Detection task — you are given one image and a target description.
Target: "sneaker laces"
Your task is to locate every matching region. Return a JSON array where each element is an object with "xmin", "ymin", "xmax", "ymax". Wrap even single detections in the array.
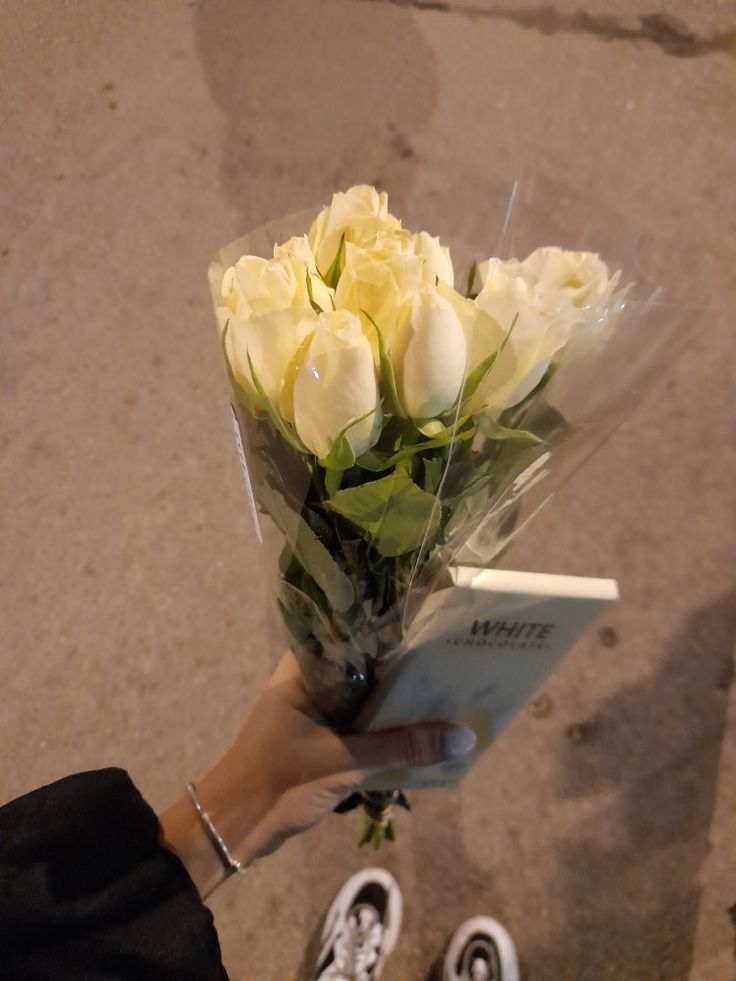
[
  {"xmin": 324, "ymin": 907, "xmax": 384, "ymax": 981},
  {"xmin": 470, "ymin": 957, "xmax": 491, "ymax": 981}
]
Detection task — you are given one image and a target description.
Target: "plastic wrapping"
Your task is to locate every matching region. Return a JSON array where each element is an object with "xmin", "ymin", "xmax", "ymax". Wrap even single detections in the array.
[{"xmin": 207, "ymin": 182, "xmax": 695, "ymax": 839}]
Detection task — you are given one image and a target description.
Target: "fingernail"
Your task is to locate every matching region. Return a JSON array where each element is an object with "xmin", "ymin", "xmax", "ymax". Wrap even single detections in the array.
[{"xmin": 442, "ymin": 726, "xmax": 477, "ymax": 758}]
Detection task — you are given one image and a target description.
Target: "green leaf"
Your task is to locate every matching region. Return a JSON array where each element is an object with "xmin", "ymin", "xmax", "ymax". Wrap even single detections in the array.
[
  {"xmin": 356, "ymin": 426, "xmax": 474, "ymax": 473},
  {"xmin": 323, "ymin": 233, "xmax": 345, "ymax": 289},
  {"xmin": 441, "ymin": 454, "xmax": 496, "ymax": 510},
  {"xmin": 415, "ymin": 414, "xmax": 474, "ymax": 443},
  {"xmin": 423, "ymin": 455, "xmax": 445, "ymax": 495},
  {"xmin": 323, "ymin": 432, "xmax": 355, "ymax": 471},
  {"xmin": 220, "ymin": 321, "xmax": 255, "ymax": 411},
  {"xmin": 476, "ymin": 413, "xmax": 542, "ymax": 447},
  {"xmin": 321, "ymin": 406, "xmax": 378, "ymax": 470},
  {"xmin": 464, "ymin": 260, "xmax": 477, "ymax": 299},
  {"xmin": 460, "ymin": 348, "xmax": 499, "ymax": 405},
  {"xmin": 254, "ymin": 445, "xmax": 309, "ymax": 514},
  {"xmin": 246, "ymin": 351, "xmax": 308, "ymax": 454},
  {"xmin": 458, "ymin": 312, "xmax": 518, "ymax": 411},
  {"xmin": 417, "ymin": 418, "xmax": 445, "ymax": 438},
  {"xmin": 362, "ymin": 309, "xmax": 403, "ymax": 418},
  {"xmin": 278, "ymin": 580, "xmax": 342, "ymax": 657},
  {"xmin": 325, "ymin": 467, "xmax": 343, "ymax": 497},
  {"xmin": 325, "ymin": 468, "xmax": 441, "ymax": 558},
  {"xmin": 358, "ymin": 814, "xmax": 374, "ymax": 848},
  {"xmin": 258, "ymin": 482, "xmax": 355, "ymax": 612},
  {"xmin": 305, "ymin": 270, "xmax": 325, "ymax": 314},
  {"xmin": 279, "ymin": 330, "xmax": 315, "ymax": 424}
]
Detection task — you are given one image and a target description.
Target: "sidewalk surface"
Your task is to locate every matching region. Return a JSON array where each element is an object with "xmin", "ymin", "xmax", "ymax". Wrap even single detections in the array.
[{"xmin": 2, "ymin": 2, "xmax": 734, "ymax": 978}]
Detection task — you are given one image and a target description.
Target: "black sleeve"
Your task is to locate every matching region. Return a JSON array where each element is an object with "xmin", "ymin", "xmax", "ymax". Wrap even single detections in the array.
[{"xmin": 0, "ymin": 768, "xmax": 229, "ymax": 981}]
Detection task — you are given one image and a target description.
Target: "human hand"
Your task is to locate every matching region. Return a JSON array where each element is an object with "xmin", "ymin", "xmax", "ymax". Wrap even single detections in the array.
[{"xmin": 160, "ymin": 651, "xmax": 476, "ymax": 897}]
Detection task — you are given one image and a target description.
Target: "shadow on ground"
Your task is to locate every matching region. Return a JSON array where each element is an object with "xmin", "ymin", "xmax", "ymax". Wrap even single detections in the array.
[
  {"xmin": 194, "ymin": 0, "xmax": 438, "ymax": 226},
  {"xmin": 534, "ymin": 592, "xmax": 736, "ymax": 979}
]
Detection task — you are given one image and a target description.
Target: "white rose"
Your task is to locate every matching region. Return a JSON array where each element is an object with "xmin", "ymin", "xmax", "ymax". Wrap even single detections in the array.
[
  {"xmin": 308, "ymin": 184, "xmax": 401, "ymax": 275},
  {"xmin": 391, "ymin": 286, "xmax": 467, "ymax": 419},
  {"xmin": 471, "ymin": 259, "xmax": 570, "ymax": 411},
  {"xmin": 221, "ymin": 236, "xmax": 333, "ymax": 320},
  {"xmin": 411, "ymin": 230, "xmax": 454, "ymax": 287},
  {"xmin": 273, "ymin": 235, "xmax": 334, "ymax": 312},
  {"xmin": 481, "ymin": 248, "xmax": 623, "ymax": 369},
  {"xmin": 292, "ymin": 310, "xmax": 380, "ymax": 461},
  {"xmin": 221, "ymin": 256, "xmax": 296, "ymax": 319},
  {"xmin": 335, "ymin": 234, "xmax": 425, "ymax": 351},
  {"xmin": 326, "ymin": 220, "xmax": 455, "ymax": 351},
  {"xmin": 518, "ymin": 247, "xmax": 623, "ymax": 363},
  {"xmin": 519, "ymin": 246, "xmax": 619, "ymax": 313},
  {"xmin": 435, "ymin": 281, "xmax": 507, "ymax": 401},
  {"xmin": 218, "ymin": 237, "xmax": 336, "ymax": 408},
  {"xmin": 225, "ymin": 306, "xmax": 317, "ymax": 408}
]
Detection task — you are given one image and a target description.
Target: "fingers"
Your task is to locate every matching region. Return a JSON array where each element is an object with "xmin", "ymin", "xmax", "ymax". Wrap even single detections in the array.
[{"xmin": 339, "ymin": 722, "xmax": 477, "ymax": 784}]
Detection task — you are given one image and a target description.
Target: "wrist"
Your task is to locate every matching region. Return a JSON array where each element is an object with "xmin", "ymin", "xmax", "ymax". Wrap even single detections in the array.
[
  {"xmin": 159, "ymin": 791, "xmax": 227, "ymax": 899},
  {"xmin": 196, "ymin": 754, "xmax": 268, "ymax": 864},
  {"xmin": 159, "ymin": 755, "xmax": 268, "ymax": 898}
]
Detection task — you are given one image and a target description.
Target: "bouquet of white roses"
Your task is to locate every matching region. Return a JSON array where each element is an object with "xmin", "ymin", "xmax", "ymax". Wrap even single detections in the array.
[{"xmin": 208, "ymin": 184, "xmax": 631, "ymax": 844}]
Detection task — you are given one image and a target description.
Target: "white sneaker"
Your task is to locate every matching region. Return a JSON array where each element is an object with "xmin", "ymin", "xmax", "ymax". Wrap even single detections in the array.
[
  {"xmin": 443, "ymin": 916, "xmax": 519, "ymax": 981},
  {"xmin": 314, "ymin": 868, "xmax": 403, "ymax": 981}
]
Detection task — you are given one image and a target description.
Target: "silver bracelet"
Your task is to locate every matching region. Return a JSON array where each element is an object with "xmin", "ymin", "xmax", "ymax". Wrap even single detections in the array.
[{"xmin": 185, "ymin": 782, "xmax": 249, "ymax": 876}]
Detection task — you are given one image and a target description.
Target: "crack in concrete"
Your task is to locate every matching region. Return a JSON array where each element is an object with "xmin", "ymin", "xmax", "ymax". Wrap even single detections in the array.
[{"xmin": 358, "ymin": 1, "xmax": 735, "ymax": 59}]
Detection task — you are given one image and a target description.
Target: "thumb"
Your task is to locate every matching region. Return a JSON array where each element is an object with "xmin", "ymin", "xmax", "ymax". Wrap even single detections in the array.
[{"xmin": 341, "ymin": 722, "xmax": 477, "ymax": 783}]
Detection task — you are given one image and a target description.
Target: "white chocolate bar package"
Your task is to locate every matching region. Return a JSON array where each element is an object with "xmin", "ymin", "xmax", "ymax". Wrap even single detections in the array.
[{"xmin": 360, "ymin": 567, "xmax": 618, "ymax": 790}]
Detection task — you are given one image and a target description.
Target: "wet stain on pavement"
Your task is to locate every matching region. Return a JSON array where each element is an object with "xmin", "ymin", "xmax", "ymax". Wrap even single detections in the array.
[{"xmin": 359, "ymin": 2, "xmax": 735, "ymax": 60}]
